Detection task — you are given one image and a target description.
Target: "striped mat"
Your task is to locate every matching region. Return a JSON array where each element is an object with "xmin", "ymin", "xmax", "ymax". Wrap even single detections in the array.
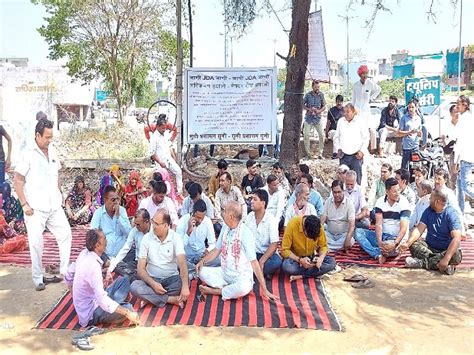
[
  {"xmin": 36, "ymin": 273, "xmax": 343, "ymax": 331},
  {"xmin": 0, "ymin": 226, "xmax": 87, "ymax": 267},
  {"xmin": 330, "ymin": 239, "xmax": 474, "ymax": 269}
]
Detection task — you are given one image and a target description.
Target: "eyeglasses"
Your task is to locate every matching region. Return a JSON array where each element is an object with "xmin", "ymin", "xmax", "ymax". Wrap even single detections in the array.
[{"xmin": 109, "ymin": 197, "xmax": 119, "ymax": 202}]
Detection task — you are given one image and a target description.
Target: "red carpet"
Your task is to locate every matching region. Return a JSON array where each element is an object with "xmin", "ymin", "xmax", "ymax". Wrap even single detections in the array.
[
  {"xmin": 330, "ymin": 239, "xmax": 474, "ymax": 269},
  {"xmin": 35, "ymin": 273, "xmax": 343, "ymax": 331},
  {"xmin": 0, "ymin": 226, "xmax": 88, "ymax": 267}
]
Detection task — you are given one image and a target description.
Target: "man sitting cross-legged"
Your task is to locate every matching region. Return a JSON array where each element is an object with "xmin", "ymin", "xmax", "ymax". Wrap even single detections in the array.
[
  {"xmin": 139, "ymin": 180, "xmax": 178, "ymax": 229},
  {"xmin": 64, "ymin": 229, "xmax": 140, "ymax": 327},
  {"xmin": 320, "ymin": 180, "xmax": 356, "ymax": 252},
  {"xmin": 106, "ymin": 208, "xmax": 151, "ymax": 281},
  {"xmin": 176, "ymin": 199, "xmax": 220, "ymax": 276},
  {"xmin": 399, "ymin": 188, "xmax": 462, "ymax": 275},
  {"xmin": 355, "ymin": 177, "xmax": 411, "ymax": 264},
  {"xmin": 284, "ymin": 183, "xmax": 317, "ymax": 227},
  {"xmin": 195, "ymin": 201, "xmax": 278, "ymax": 301},
  {"xmin": 130, "ymin": 209, "xmax": 190, "ymax": 308},
  {"xmin": 244, "ymin": 189, "xmax": 282, "ymax": 279},
  {"xmin": 281, "ymin": 215, "xmax": 336, "ymax": 281}
]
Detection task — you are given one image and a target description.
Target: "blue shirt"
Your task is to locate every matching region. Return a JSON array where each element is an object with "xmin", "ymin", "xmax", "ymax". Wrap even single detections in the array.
[
  {"xmin": 287, "ymin": 188, "xmax": 324, "ymax": 216},
  {"xmin": 421, "ymin": 205, "xmax": 461, "ymax": 251},
  {"xmin": 91, "ymin": 206, "xmax": 132, "ymax": 257},
  {"xmin": 399, "ymin": 113, "xmax": 421, "ymax": 150},
  {"xmin": 303, "ymin": 90, "xmax": 326, "ymax": 124}
]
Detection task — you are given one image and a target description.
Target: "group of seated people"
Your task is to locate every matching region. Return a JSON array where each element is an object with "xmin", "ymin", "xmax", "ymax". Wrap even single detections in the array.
[{"xmin": 62, "ymin": 155, "xmax": 466, "ymax": 327}]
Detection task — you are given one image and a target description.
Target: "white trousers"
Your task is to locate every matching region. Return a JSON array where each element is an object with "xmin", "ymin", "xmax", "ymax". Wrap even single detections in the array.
[
  {"xmin": 325, "ymin": 228, "xmax": 354, "ymax": 252},
  {"xmin": 327, "ymin": 130, "xmax": 337, "ymax": 153},
  {"xmin": 378, "ymin": 127, "xmax": 398, "ymax": 149},
  {"xmin": 166, "ymin": 158, "xmax": 183, "ymax": 193},
  {"xmin": 24, "ymin": 208, "xmax": 72, "ymax": 286},
  {"xmin": 199, "ymin": 266, "xmax": 253, "ymax": 300}
]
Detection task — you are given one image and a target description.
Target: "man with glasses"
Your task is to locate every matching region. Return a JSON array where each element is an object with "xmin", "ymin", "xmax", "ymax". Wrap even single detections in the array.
[
  {"xmin": 91, "ymin": 185, "xmax": 132, "ymax": 259},
  {"xmin": 107, "ymin": 208, "xmax": 151, "ymax": 280},
  {"xmin": 286, "ymin": 174, "xmax": 323, "ymax": 216},
  {"xmin": 14, "ymin": 118, "xmax": 72, "ymax": 291},
  {"xmin": 131, "ymin": 209, "xmax": 190, "ymax": 308}
]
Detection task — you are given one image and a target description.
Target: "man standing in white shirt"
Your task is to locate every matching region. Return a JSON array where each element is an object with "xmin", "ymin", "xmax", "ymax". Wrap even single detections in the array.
[
  {"xmin": 245, "ymin": 189, "xmax": 282, "ymax": 278},
  {"xmin": 334, "ymin": 103, "xmax": 368, "ymax": 185},
  {"xmin": 139, "ymin": 180, "xmax": 178, "ymax": 229},
  {"xmin": 149, "ymin": 114, "xmax": 183, "ymax": 193},
  {"xmin": 454, "ymin": 95, "xmax": 474, "ymax": 215},
  {"xmin": 351, "ymin": 65, "xmax": 381, "ymax": 123},
  {"xmin": 262, "ymin": 174, "xmax": 286, "ymax": 224},
  {"xmin": 14, "ymin": 118, "xmax": 72, "ymax": 291}
]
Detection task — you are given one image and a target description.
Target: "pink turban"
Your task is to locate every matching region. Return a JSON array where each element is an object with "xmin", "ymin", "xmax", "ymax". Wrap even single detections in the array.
[{"xmin": 357, "ymin": 65, "xmax": 369, "ymax": 76}]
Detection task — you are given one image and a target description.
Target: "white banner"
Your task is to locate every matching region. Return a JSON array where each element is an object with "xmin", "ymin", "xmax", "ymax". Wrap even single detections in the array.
[
  {"xmin": 184, "ymin": 67, "xmax": 277, "ymax": 145},
  {"xmin": 305, "ymin": 10, "xmax": 330, "ymax": 81}
]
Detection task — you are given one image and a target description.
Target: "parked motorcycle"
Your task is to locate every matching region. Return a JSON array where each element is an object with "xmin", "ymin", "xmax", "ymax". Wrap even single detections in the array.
[{"xmin": 409, "ymin": 137, "xmax": 449, "ymax": 180}]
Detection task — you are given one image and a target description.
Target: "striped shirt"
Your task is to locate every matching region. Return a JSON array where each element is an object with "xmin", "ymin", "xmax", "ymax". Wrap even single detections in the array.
[{"xmin": 374, "ymin": 195, "xmax": 411, "ymax": 236}]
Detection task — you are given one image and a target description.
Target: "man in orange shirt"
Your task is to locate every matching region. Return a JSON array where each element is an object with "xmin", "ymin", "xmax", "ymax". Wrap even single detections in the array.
[{"xmin": 281, "ymin": 215, "xmax": 336, "ymax": 279}]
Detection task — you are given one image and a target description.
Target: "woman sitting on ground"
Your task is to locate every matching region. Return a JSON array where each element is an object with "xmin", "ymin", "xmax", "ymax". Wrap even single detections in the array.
[
  {"xmin": 65, "ymin": 176, "xmax": 93, "ymax": 226},
  {"xmin": 125, "ymin": 170, "xmax": 146, "ymax": 217},
  {"xmin": 0, "ymin": 182, "xmax": 26, "ymax": 234}
]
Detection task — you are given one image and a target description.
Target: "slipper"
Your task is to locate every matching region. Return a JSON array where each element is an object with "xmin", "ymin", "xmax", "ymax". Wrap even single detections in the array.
[
  {"xmin": 43, "ymin": 275, "xmax": 62, "ymax": 284},
  {"xmin": 35, "ymin": 283, "xmax": 46, "ymax": 291},
  {"xmin": 351, "ymin": 279, "xmax": 375, "ymax": 289},
  {"xmin": 74, "ymin": 337, "xmax": 95, "ymax": 351},
  {"xmin": 343, "ymin": 274, "xmax": 367, "ymax": 282}
]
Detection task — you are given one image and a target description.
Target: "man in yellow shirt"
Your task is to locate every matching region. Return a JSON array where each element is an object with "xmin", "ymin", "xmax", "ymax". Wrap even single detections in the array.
[{"xmin": 281, "ymin": 215, "xmax": 336, "ymax": 279}]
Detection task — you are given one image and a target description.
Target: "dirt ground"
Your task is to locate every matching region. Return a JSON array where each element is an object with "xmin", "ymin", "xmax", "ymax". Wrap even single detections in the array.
[{"xmin": 0, "ymin": 265, "xmax": 473, "ymax": 354}]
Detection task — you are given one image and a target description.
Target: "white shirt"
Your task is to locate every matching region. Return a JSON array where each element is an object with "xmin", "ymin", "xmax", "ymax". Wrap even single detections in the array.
[
  {"xmin": 139, "ymin": 229, "xmax": 185, "ymax": 279},
  {"xmin": 148, "ymin": 130, "xmax": 171, "ymax": 163},
  {"xmin": 244, "ymin": 211, "xmax": 279, "ymax": 254},
  {"xmin": 454, "ymin": 110, "xmax": 474, "ymax": 163},
  {"xmin": 284, "ymin": 203, "xmax": 317, "ymax": 226},
  {"xmin": 15, "ymin": 143, "xmax": 62, "ymax": 212},
  {"xmin": 334, "ymin": 115, "xmax": 368, "ymax": 155},
  {"xmin": 176, "ymin": 213, "xmax": 215, "ymax": 255},
  {"xmin": 139, "ymin": 195, "xmax": 178, "ymax": 226},
  {"xmin": 108, "ymin": 227, "xmax": 147, "ymax": 272},
  {"xmin": 215, "ymin": 186, "xmax": 247, "ymax": 223},
  {"xmin": 351, "ymin": 79, "xmax": 381, "ymax": 117},
  {"xmin": 262, "ymin": 185, "xmax": 286, "ymax": 222},
  {"xmin": 180, "ymin": 193, "xmax": 215, "ymax": 219},
  {"xmin": 409, "ymin": 194, "xmax": 430, "ymax": 230}
]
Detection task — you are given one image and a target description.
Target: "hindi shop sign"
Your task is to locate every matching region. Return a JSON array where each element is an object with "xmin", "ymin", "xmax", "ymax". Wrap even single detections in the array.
[
  {"xmin": 184, "ymin": 67, "xmax": 277, "ymax": 145},
  {"xmin": 404, "ymin": 76, "xmax": 441, "ymax": 107}
]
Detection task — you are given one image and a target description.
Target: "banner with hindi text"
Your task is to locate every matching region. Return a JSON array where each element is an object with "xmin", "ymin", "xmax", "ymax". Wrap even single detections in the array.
[{"xmin": 184, "ymin": 67, "xmax": 277, "ymax": 145}]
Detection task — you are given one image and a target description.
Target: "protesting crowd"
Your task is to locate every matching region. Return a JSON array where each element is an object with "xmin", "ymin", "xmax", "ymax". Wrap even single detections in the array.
[{"xmin": 0, "ymin": 65, "xmax": 472, "ymax": 348}]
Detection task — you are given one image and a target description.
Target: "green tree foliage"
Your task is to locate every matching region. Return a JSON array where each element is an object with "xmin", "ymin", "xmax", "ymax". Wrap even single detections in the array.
[
  {"xmin": 32, "ymin": 0, "xmax": 186, "ymax": 121},
  {"xmin": 379, "ymin": 78, "xmax": 405, "ymax": 101}
]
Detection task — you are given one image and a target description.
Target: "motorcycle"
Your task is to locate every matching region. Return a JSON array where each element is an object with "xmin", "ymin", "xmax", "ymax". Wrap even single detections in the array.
[{"xmin": 409, "ymin": 137, "xmax": 449, "ymax": 179}]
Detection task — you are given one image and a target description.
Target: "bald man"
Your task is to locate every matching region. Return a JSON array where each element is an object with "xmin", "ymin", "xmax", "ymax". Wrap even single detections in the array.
[{"xmin": 195, "ymin": 201, "xmax": 278, "ymax": 301}]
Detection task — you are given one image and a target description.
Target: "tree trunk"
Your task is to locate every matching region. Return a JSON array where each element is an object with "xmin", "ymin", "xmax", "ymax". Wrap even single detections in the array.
[{"xmin": 279, "ymin": 0, "xmax": 311, "ymax": 171}]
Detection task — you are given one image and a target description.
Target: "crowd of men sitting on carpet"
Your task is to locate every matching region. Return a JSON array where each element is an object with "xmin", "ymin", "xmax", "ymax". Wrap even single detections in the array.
[{"xmin": 6, "ymin": 99, "xmax": 471, "ymax": 332}]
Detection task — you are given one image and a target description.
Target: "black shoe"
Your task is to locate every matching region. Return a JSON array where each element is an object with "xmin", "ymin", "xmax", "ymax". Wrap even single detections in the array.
[
  {"xmin": 43, "ymin": 275, "xmax": 62, "ymax": 284},
  {"xmin": 331, "ymin": 153, "xmax": 337, "ymax": 159},
  {"xmin": 36, "ymin": 283, "xmax": 46, "ymax": 291}
]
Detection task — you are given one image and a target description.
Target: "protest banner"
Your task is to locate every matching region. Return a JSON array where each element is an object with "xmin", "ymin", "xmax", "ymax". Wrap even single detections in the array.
[{"xmin": 183, "ymin": 67, "xmax": 277, "ymax": 145}]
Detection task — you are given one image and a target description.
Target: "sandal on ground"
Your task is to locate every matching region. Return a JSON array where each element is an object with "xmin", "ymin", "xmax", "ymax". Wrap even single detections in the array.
[
  {"xmin": 35, "ymin": 283, "xmax": 46, "ymax": 291},
  {"xmin": 43, "ymin": 275, "xmax": 62, "ymax": 284},
  {"xmin": 72, "ymin": 337, "xmax": 95, "ymax": 351},
  {"xmin": 343, "ymin": 274, "xmax": 367, "ymax": 282},
  {"xmin": 351, "ymin": 279, "xmax": 375, "ymax": 289}
]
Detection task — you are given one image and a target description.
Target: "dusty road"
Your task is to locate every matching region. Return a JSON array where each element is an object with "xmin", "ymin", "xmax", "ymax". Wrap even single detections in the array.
[{"xmin": 1, "ymin": 265, "xmax": 473, "ymax": 354}]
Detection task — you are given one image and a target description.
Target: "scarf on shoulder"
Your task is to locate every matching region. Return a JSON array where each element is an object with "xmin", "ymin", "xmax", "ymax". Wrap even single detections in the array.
[{"xmin": 220, "ymin": 223, "xmax": 242, "ymax": 270}]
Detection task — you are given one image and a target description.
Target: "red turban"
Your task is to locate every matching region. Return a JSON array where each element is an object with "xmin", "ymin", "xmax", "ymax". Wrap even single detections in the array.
[{"xmin": 357, "ymin": 65, "xmax": 369, "ymax": 76}]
